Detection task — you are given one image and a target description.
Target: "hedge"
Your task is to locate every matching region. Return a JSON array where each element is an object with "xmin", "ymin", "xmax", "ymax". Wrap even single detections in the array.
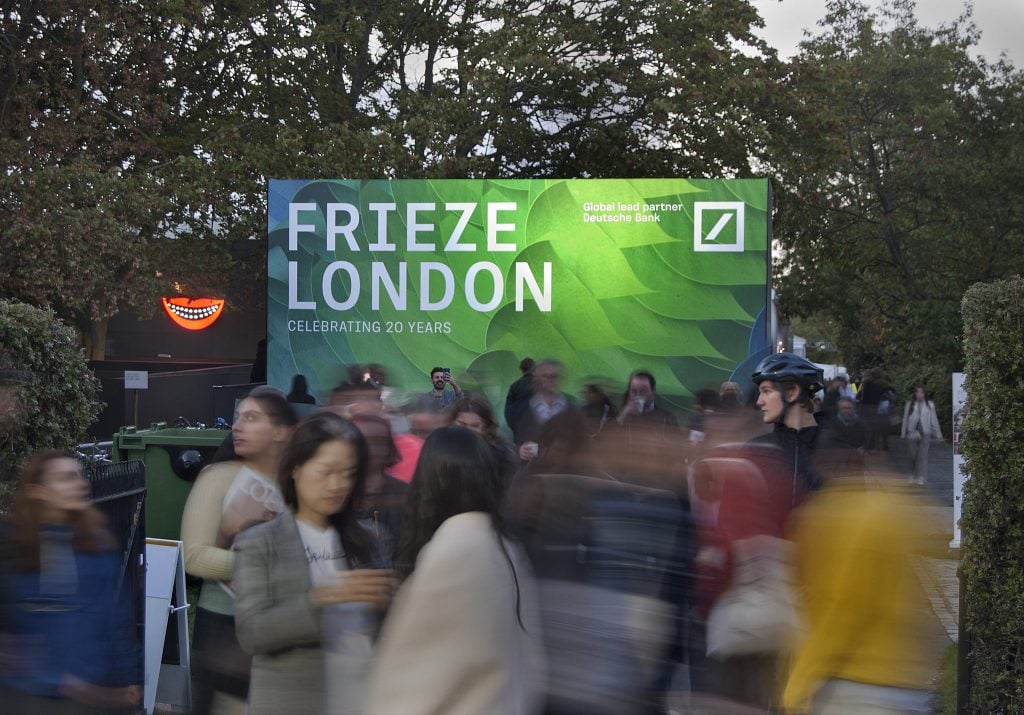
[
  {"xmin": 960, "ymin": 275, "xmax": 1024, "ymax": 712},
  {"xmin": 0, "ymin": 300, "xmax": 102, "ymax": 484}
]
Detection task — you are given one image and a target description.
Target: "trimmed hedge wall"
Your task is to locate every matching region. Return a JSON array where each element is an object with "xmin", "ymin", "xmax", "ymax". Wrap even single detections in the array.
[
  {"xmin": 960, "ymin": 276, "xmax": 1024, "ymax": 713},
  {"xmin": 0, "ymin": 300, "xmax": 102, "ymax": 485}
]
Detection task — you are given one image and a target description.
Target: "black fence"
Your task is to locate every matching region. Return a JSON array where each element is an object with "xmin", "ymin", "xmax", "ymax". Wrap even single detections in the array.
[{"xmin": 84, "ymin": 459, "xmax": 147, "ymax": 646}]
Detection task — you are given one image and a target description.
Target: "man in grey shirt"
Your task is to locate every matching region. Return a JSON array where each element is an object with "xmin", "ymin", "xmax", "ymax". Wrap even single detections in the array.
[{"xmin": 415, "ymin": 367, "xmax": 463, "ymax": 413}]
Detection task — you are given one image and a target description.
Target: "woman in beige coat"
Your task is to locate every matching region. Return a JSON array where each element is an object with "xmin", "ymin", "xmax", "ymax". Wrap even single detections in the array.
[
  {"xmin": 365, "ymin": 426, "xmax": 545, "ymax": 715},
  {"xmin": 900, "ymin": 385, "xmax": 943, "ymax": 485}
]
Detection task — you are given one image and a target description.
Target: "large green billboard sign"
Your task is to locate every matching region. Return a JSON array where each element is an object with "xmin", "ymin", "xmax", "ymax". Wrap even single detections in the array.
[{"xmin": 268, "ymin": 178, "xmax": 770, "ymax": 413}]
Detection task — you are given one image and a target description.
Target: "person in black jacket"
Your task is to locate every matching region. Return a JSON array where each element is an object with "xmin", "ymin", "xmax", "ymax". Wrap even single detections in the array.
[
  {"xmin": 857, "ymin": 367, "xmax": 893, "ymax": 452},
  {"xmin": 750, "ymin": 352, "xmax": 825, "ymax": 495},
  {"xmin": 349, "ymin": 413, "xmax": 409, "ymax": 565},
  {"xmin": 503, "ymin": 357, "xmax": 535, "ymax": 434},
  {"xmin": 692, "ymin": 353, "xmax": 825, "ymax": 710}
]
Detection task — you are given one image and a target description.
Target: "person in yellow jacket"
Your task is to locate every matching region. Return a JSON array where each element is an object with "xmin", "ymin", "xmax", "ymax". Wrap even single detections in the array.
[{"xmin": 782, "ymin": 457, "xmax": 939, "ymax": 714}]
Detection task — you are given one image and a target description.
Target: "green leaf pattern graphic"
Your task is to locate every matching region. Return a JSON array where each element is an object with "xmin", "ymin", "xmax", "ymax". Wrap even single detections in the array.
[{"xmin": 268, "ymin": 179, "xmax": 769, "ymax": 415}]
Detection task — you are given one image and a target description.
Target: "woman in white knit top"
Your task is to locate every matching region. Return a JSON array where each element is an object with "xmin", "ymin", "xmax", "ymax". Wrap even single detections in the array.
[{"xmin": 180, "ymin": 386, "xmax": 297, "ymax": 715}]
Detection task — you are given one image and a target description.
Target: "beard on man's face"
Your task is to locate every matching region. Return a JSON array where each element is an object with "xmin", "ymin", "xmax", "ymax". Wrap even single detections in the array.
[{"xmin": 433, "ymin": 379, "xmax": 445, "ymax": 390}]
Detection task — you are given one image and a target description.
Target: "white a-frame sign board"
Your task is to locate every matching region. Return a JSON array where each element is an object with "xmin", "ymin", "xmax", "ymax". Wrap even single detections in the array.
[{"xmin": 144, "ymin": 538, "xmax": 191, "ymax": 714}]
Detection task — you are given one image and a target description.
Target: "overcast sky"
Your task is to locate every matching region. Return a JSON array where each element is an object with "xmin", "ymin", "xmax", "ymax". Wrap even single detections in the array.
[{"xmin": 750, "ymin": 0, "xmax": 1024, "ymax": 66}]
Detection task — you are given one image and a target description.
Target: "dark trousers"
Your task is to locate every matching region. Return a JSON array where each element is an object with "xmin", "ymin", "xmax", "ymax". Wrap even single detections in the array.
[
  {"xmin": 191, "ymin": 607, "xmax": 250, "ymax": 715},
  {"xmin": 862, "ymin": 406, "xmax": 889, "ymax": 451}
]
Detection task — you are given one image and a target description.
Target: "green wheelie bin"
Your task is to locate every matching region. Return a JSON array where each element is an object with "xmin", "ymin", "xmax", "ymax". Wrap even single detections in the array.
[{"xmin": 111, "ymin": 423, "xmax": 230, "ymax": 540}]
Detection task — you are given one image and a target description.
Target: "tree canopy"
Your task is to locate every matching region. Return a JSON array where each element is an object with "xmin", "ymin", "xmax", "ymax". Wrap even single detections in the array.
[
  {"xmin": 2, "ymin": 0, "xmax": 786, "ymax": 357},
  {"xmin": 768, "ymin": 0, "xmax": 1024, "ymax": 395},
  {"xmin": 2, "ymin": 0, "xmax": 1022, "ymax": 398}
]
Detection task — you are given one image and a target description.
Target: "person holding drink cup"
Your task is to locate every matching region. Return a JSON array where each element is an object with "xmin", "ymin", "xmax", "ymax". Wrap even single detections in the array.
[
  {"xmin": 233, "ymin": 411, "xmax": 395, "ymax": 715},
  {"xmin": 509, "ymin": 359, "xmax": 576, "ymax": 464}
]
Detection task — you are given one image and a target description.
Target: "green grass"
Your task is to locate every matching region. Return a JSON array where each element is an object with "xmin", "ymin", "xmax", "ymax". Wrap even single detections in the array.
[{"xmin": 936, "ymin": 642, "xmax": 958, "ymax": 715}]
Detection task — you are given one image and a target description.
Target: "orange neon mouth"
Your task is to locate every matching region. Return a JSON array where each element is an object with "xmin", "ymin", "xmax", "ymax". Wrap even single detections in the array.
[{"xmin": 162, "ymin": 297, "xmax": 225, "ymax": 330}]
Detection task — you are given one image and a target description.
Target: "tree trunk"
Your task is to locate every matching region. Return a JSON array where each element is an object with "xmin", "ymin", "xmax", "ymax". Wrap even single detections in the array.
[{"xmin": 85, "ymin": 316, "xmax": 109, "ymax": 361}]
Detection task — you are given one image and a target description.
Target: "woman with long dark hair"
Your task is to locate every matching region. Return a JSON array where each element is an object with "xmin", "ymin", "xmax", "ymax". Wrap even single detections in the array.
[
  {"xmin": 180, "ymin": 385, "xmax": 298, "ymax": 714},
  {"xmin": 900, "ymin": 385, "xmax": 943, "ymax": 485},
  {"xmin": 365, "ymin": 426, "xmax": 544, "ymax": 714},
  {"xmin": 233, "ymin": 411, "xmax": 394, "ymax": 715},
  {"xmin": 0, "ymin": 451, "xmax": 140, "ymax": 713},
  {"xmin": 349, "ymin": 412, "xmax": 409, "ymax": 565},
  {"xmin": 447, "ymin": 394, "xmax": 520, "ymax": 491}
]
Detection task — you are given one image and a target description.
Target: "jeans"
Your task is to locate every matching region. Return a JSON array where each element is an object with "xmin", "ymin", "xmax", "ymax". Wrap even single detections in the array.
[
  {"xmin": 811, "ymin": 679, "xmax": 932, "ymax": 714},
  {"xmin": 907, "ymin": 437, "xmax": 931, "ymax": 483}
]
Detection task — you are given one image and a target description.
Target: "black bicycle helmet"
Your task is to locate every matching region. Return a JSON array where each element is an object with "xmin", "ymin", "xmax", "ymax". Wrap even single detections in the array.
[{"xmin": 751, "ymin": 352, "xmax": 825, "ymax": 394}]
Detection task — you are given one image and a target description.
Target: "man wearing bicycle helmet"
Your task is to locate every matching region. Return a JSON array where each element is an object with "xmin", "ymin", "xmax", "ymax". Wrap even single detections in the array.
[
  {"xmin": 690, "ymin": 353, "xmax": 825, "ymax": 709},
  {"xmin": 750, "ymin": 351, "xmax": 825, "ymax": 493}
]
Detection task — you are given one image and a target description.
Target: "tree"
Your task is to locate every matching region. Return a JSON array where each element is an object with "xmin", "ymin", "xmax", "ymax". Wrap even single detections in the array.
[
  {"xmin": 3, "ymin": 0, "xmax": 790, "ymax": 359},
  {"xmin": 163, "ymin": 0, "xmax": 785, "ymax": 237},
  {"xmin": 0, "ymin": 1, "xmax": 241, "ymax": 357},
  {"xmin": 0, "ymin": 300, "xmax": 102, "ymax": 482},
  {"xmin": 767, "ymin": 0, "xmax": 1024, "ymax": 407}
]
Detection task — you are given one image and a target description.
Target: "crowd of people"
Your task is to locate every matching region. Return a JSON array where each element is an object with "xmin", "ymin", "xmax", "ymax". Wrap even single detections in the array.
[{"xmin": 0, "ymin": 353, "xmax": 947, "ymax": 714}]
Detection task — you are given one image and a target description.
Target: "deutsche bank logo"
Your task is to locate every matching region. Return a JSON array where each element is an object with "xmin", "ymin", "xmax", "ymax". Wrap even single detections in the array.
[{"xmin": 693, "ymin": 202, "xmax": 745, "ymax": 252}]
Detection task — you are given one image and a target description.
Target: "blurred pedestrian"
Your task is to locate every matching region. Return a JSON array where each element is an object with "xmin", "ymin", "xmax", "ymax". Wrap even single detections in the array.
[
  {"xmin": 328, "ymin": 382, "xmax": 384, "ymax": 418},
  {"xmin": 598, "ymin": 370, "xmax": 684, "ymax": 488},
  {"xmin": 580, "ymin": 381, "xmax": 617, "ymax": 436},
  {"xmin": 0, "ymin": 451, "xmax": 141, "ymax": 714},
  {"xmin": 365, "ymin": 426, "xmax": 545, "ymax": 714},
  {"xmin": 233, "ymin": 412, "xmax": 395, "ymax": 715},
  {"xmin": 448, "ymin": 395, "xmax": 519, "ymax": 492},
  {"xmin": 286, "ymin": 374, "xmax": 318, "ymax": 405},
  {"xmin": 857, "ymin": 368, "xmax": 893, "ymax": 452},
  {"xmin": 818, "ymin": 377, "xmax": 843, "ymax": 422},
  {"xmin": 510, "ymin": 359, "xmax": 575, "ymax": 463},
  {"xmin": 719, "ymin": 380, "xmax": 743, "ymax": 408},
  {"xmin": 900, "ymin": 385, "xmax": 943, "ymax": 485},
  {"xmin": 688, "ymin": 388, "xmax": 721, "ymax": 447},
  {"xmin": 817, "ymin": 397, "xmax": 867, "ymax": 475},
  {"xmin": 837, "ymin": 374, "xmax": 856, "ymax": 400},
  {"xmin": 504, "ymin": 357, "xmax": 536, "ymax": 433},
  {"xmin": 349, "ymin": 412, "xmax": 409, "ymax": 562},
  {"xmin": 782, "ymin": 456, "xmax": 937, "ymax": 714},
  {"xmin": 180, "ymin": 386, "xmax": 297, "ymax": 715}
]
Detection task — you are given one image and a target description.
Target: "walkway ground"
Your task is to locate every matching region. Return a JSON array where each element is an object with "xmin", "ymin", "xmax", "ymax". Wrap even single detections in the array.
[
  {"xmin": 864, "ymin": 437, "xmax": 960, "ymax": 643},
  {"xmin": 667, "ymin": 436, "xmax": 961, "ymax": 713}
]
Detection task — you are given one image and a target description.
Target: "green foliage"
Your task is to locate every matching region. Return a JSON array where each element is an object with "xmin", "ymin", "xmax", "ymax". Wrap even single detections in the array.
[
  {"xmin": 0, "ymin": 1, "xmax": 790, "ymax": 355},
  {"xmin": 959, "ymin": 275, "xmax": 1024, "ymax": 713},
  {"xmin": 0, "ymin": 300, "xmax": 102, "ymax": 483},
  {"xmin": 769, "ymin": 0, "xmax": 1024, "ymax": 417},
  {"xmin": 0, "ymin": 2, "xmax": 249, "ymax": 356}
]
